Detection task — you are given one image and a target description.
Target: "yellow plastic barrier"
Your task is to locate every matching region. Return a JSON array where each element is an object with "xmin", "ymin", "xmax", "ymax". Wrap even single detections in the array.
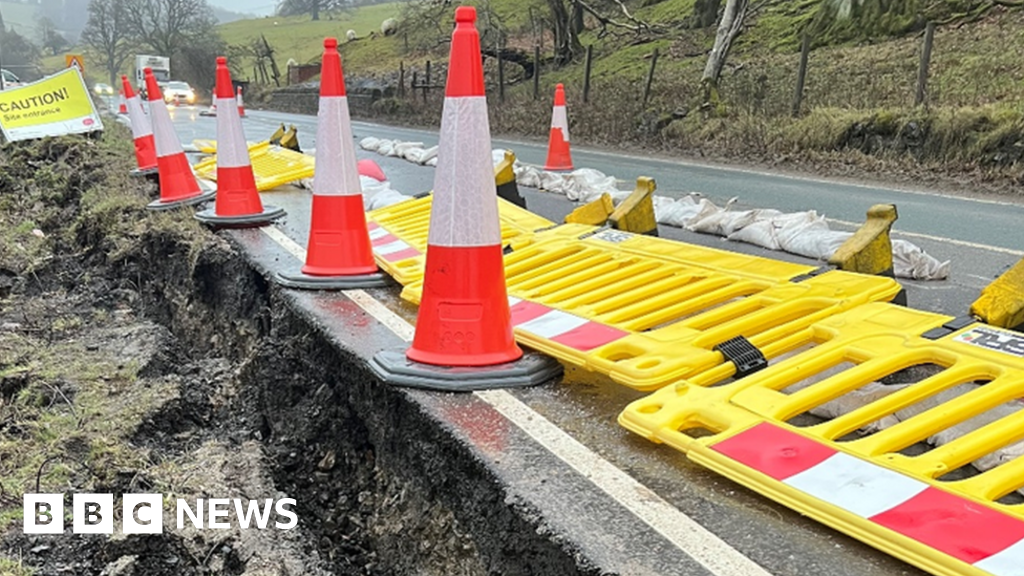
[
  {"xmin": 366, "ymin": 195, "xmax": 555, "ymax": 286},
  {"xmin": 192, "ymin": 143, "xmax": 315, "ymax": 191},
  {"xmin": 403, "ymin": 224, "xmax": 903, "ymax": 390},
  {"xmin": 620, "ymin": 302, "xmax": 1024, "ymax": 576}
]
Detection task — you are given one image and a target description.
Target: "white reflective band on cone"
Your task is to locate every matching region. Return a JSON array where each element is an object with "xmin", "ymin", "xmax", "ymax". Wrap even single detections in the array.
[
  {"xmin": 126, "ymin": 95, "xmax": 152, "ymax": 139},
  {"xmin": 314, "ymin": 96, "xmax": 361, "ymax": 197},
  {"xmin": 215, "ymin": 96, "xmax": 250, "ymax": 168},
  {"xmin": 428, "ymin": 96, "xmax": 501, "ymax": 248},
  {"xmin": 551, "ymin": 105, "xmax": 570, "ymax": 142},
  {"xmin": 151, "ymin": 99, "xmax": 184, "ymax": 158}
]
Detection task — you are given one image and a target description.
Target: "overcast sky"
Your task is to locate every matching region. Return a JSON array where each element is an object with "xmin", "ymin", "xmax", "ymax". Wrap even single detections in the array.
[{"xmin": 208, "ymin": 0, "xmax": 278, "ymax": 17}]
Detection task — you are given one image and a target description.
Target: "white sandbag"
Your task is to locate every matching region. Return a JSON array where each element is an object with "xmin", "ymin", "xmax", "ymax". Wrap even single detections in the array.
[
  {"xmin": 360, "ymin": 176, "xmax": 411, "ymax": 210},
  {"xmin": 417, "ymin": 145, "xmax": 439, "ymax": 165},
  {"xmin": 893, "ymin": 239, "xmax": 950, "ymax": 280},
  {"xmin": 690, "ymin": 206, "xmax": 774, "ymax": 236},
  {"xmin": 359, "ymin": 137, "xmax": 383, "ymax": 152},
  {"xmin": 393, "ymin": 141, "xmax": 425, "ymax": 160},
  {"xmin": 655, "ymin": 196, "xmax": 725, "ymax": 229},
  {"xmin": 775, "ymin": 217, "xmax": 840, "ymax": 260},
  {"xmin": 727, "ymin": 211, "xmax": 820, "ymax": 250}
]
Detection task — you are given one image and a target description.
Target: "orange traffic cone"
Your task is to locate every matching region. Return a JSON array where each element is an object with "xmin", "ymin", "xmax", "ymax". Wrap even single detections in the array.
[
  {"xmin": 199, "ymin": 87, "xmax": 217, "ymax": 117},
  {"xmin": 117, "ymin": 90, "xmax": 128, "ymax": 114},
  {"xmin": 370, "ymin": 6, "xmax": 562, "ymax": 391},
  {"xmin": 236, "ymin": 86, "xmax": 246, "ymax": 118},
  {"xmin": 544, "ymin": 83, "xmax": 573, "ymax": 171},
  {"xmin": 194, "ymin": 57, "xmax": 283, "ymax": 227},
  {"xmin": 121, "ymin": 75, "xmax": 157, "ymax": 178},
  {"xmin": 357, "ymin": 159, "xmax": 386, "ymax": 182},
  {"xmin": 144, "ymin": 67, "xmax": 214, "ymax": 211},
  {"xmin": 275, "ymin": 38, "xmax": 385, "ymax": 290}
]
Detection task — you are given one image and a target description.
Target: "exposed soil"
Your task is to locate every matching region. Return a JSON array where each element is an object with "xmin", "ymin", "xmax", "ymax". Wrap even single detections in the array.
[{"xmin": 0, "ymin": 126, "xmax": 567, "ymax": 575}]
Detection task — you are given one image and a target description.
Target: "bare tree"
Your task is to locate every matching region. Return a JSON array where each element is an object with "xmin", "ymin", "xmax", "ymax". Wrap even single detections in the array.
[
  {"xmin": 276, "ymin": 0, "xmax": 347, "ymax": 21},
  {"xmin": 125, "ymin": 0, "xmax": 218, "ymax": 57},
  {"xmin": 701, "ymin": 0, "xmax": 748, "ymax": 112},
  {"xmin": 36, "ymin": 16, "xmax": 69, "ymax": 56},
  {"xmin": 81, "ymin": 0, "xmax": 137, "ymax": 86}
]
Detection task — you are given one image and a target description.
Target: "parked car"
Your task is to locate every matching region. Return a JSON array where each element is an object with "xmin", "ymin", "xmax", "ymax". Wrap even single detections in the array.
[
  {"xmin": 93, "ymin": 82, "xmax": 114, "ymax": 96},
  {"xmin": 1, "ymin": 69, "xmax": 24, "ymax": 90},
  {"xmin": 162, "ymin": 80, "xmax": 195, "ymax": 105}
]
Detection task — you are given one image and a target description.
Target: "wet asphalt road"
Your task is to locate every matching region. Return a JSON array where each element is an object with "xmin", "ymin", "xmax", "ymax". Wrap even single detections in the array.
[{"xmin": 160, "ymin": 104, "xmax": 1022, "ymax": 576}]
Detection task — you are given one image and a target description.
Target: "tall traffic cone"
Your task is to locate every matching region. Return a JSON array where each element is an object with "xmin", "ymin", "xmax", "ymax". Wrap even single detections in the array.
[
  {"xmin": 236, "ymin": 86, "xmax": 246, "ymax": 118},
  {"xmin": 117, "ymin": 90, "xmax": 128, "ymax": 114},
  {"xmin": 195, "ymin": 57, "xmax": 283, "ymax": 227},
  {"xmin": 121, "ymin": 75, "xmax": 157, "ymax": 179},
  {"xmin": 275, "ymin": 38, "xmax": 386, "ymax": 290},
  {"xmin": 144, "ymin": 67, "xmax": 214, "ymax": 211},
  {"xmin": 370, "ymin": 7, "xmax": 562, "ymax": 391},
  {"xmin": 544, "ymin": 83, "xmax": 573, "ymax": 171}
]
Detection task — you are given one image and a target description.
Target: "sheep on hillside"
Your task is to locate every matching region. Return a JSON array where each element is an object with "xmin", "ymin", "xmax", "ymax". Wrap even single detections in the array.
[
  {"xmin": 381, "ymin": 18, "xmax": 398, "ymax": 36},
  {"xmin": 346, "ymin": 29, "xmax": 357, "ymax": 41}
]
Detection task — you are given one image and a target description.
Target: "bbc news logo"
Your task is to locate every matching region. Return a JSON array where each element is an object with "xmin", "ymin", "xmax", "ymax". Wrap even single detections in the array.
[{"xmin": 23, "ymin": 494, "xmax": 297, "ymax": 534}]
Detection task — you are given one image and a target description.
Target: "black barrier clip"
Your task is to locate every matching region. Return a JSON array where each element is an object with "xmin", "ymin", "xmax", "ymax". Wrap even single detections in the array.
[{"xmin": 714, "ymin": 336, "xmax": 768, "ymax": 378}]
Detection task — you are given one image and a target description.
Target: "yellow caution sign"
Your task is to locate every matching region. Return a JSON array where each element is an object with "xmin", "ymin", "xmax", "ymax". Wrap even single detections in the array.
[
  {"xmin": 402, "ymin": 224, "xmax": 902, "ymax": 390},
  {"xmin": 621, "ymin": 302, "xmax": 1024, "ymax": 576},
  {"xmin": 0, "ymin": 67, "xmax": 102, "ymax": 141}
]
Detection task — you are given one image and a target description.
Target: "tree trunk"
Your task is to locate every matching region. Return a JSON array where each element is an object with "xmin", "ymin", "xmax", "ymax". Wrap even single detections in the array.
[
  {"xmin": 547, "ymin": 0, "xmax": 582, "ymax": 65},
  {"xmin": 570, "ymin": 0, "xmax": 584, "ymax": 34},
  {"xmin": 701, "ymin": 0, "xmax": 748, "ymax": 113},
  {"xmin": 689, "ymin": 0, "xmax": 722, "ymax": 28},
  {"xmin": 312, "ymin": 0, "xmax": 320, "ymax": 21}
]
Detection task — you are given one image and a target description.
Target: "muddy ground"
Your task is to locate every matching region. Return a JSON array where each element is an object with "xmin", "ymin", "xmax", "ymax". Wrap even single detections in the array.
[{"xmin": 0, "ymin": 126, "xmax": 548, "ymax": 575}]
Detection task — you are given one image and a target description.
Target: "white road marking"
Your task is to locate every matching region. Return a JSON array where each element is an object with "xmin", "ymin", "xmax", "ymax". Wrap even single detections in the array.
[{"xmin": 259, "ymin": 224, "xmax": 772, "ymax": 576}]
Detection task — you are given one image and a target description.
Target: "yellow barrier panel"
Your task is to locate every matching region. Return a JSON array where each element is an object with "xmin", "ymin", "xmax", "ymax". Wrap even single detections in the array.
[
  {"xmin": 192, "ymin": 143, "xmax": 314, "ymax": 191},
  {"xmin": 366, "ymin": 195, "xmax": 555, "ymax": 286},
  {"xmin": 620, "ymin": 302, "xmax": 1024, "ymax": 576},
  {"xmin": 403, "ymin": 224, "xmax": 903, "ymax": 390}
]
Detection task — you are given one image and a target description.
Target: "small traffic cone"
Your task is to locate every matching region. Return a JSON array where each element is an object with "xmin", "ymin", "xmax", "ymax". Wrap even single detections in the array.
[
  {"xmin": 117, "ymin": 90, "xmax": 128, "ymax": 114},
  {"xmin": 544, "ymin": 83, "xmax": 573, "ymax": 171},
  {"xmin": 199, "ymin": 87, "xmax": 217, "ymax": 116},
  {"xmin": 195, "ymin": 57, "xmax": 283, "ymax": 227},
  {"xmin": 144, "ymin": 67, "xmax": 214, "ymax": 211},
  {"xmin": 370, "ymin": 6, "xmax": 562, "ymax": 391},
  {"xmin": 276, "ymin": 38, "xmax": 386, "ymax": 290},
  {"xmin": 236, "ymin": 86, "xmax": 246, "ymax": 118},
  {"xmin": 121, "ymin": 75, "xmax": 157, "ymax": 179}
]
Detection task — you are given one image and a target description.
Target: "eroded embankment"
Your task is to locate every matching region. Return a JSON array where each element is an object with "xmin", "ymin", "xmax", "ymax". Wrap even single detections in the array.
[{"xmin": 0, "ymin": 127, "xmax": 591, "ymax": 575}]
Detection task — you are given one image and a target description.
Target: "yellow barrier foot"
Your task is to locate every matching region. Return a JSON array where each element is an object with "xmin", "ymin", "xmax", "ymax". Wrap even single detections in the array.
[
  {"xmin": 609, "ymin": 177, "xmax": 658, "ymax": 237},
  {"xmin": 565, "ymin": 193, "xmax": 615, "ymax": 226},
  {"xmin": 280, "ymin": 125, "xmax": 301, "ymax": 152},
  {"xmin": 971, "ymin": 258, "xmax": 1024, "ymax": 331},
  {"xmin": 495, "ymin": 150, "xmax": 526, "ymax": 209},
  {"xmin": 269, "ymin": 123, "xmax": 286, "ymax": 145},
  {"xmin": 829, "ymin": 204, "xmax": 898, "ymax": 277}
]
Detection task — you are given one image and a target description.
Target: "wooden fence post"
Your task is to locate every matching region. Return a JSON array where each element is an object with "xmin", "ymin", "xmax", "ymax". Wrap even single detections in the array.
[
  {"xmin": 583, "ymin": 44, "xmax": 593, "ymax": 103},
  {"xmin": 533, "ymin": 45, "xmax": 541, "ymax": 100},
  {"xmin": 398, "ymin": 61, "xmax": 405, "ymax": 99},
  {"xmin": 424, "ymin": 60, "xmax": 431, "ymax": 103},
  {"xmin": 792, "ymin": 32, "xmax": 810, "ymax": 117},
  {"xmin": 642, "ymin": 48, "xmax": 659, "ymax": 105},
  {"xmin": 498, "ymin": 49, "xmax": 505, "ymax": 102},
  {"xmin": 915, "ymin": 22, "xmax": 936, "ymax": 106}
]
